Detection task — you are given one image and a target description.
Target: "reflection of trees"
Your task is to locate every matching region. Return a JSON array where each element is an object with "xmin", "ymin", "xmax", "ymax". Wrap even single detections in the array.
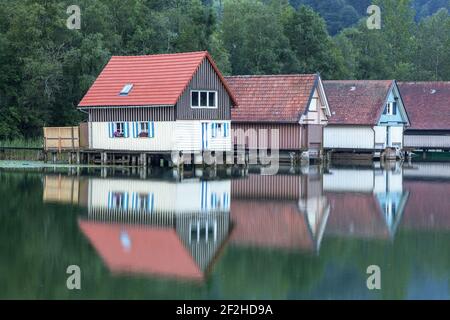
[{"xmin": 1, "ymin": 171, "xmax": 449, "ymax": 299}]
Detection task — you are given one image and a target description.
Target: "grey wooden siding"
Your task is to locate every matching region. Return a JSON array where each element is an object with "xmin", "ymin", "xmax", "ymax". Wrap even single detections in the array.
[
  {"xmin": 232, "ymin": 123, "xmax": 304, "ymax": 150},
  {"xmin": 177, "ymin": 58, "xmax": 232, "ymax": 120},
  {"xmin": 88, "ymin": 107, "xmax": 175, "ymax": 122}
]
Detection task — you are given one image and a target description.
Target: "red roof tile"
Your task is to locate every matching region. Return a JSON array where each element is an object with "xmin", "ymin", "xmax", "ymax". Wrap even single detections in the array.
[
  {"xmin": 398, "ymin": 82, "xmax": 450, "ymax": 130},
  {"xmin": 78, "ymin": 220, "xmax": 203, "ymax": 281},
  {"xmin": 324, "ymin": 80, "xmax": 393, "ymax": 125},
  {"xmin": 226, "ymin": 74, "xmax": 317, "ymax": 122},
  {"xmin": 78, "ymin": 51, "xmax": 237, "ymax": 107}
]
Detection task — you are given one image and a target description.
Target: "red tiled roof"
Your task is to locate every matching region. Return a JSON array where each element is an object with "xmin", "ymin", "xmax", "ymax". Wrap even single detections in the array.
[
  {"xmin": 398, "ymin": 82, "xmax": 450, "ymax": 130},
  {"xmin": 324, "ymin": 80, "xmax": 393, "ymax": 125},
  {"xmin": 226, "ymin": 74, "xmax": 318, "ymax": 122},
  {"xmin": 78, "ymin": 220, "xmax": 203, "ymax": 281},
  {"xmin": 78, "ymin": 51, "xmax": 237, "ymax": 107}
]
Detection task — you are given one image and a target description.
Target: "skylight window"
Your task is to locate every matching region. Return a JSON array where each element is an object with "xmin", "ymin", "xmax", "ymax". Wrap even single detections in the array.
[{"xmin": 119, "ymin": 84, "xmax": 133, "ymax": 96}]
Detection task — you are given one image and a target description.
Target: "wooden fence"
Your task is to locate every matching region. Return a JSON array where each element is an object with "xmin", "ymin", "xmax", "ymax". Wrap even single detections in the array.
[{"xmin": 43, "ymin": 126, "xmax": 80, "ymax": 152}]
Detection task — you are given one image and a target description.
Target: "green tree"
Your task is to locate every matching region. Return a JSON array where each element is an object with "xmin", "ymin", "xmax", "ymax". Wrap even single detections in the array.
[
  {"xmin": 414, "ymin": 8, "xmax": 450, "ymax": 80},
  {"xmin": 283, "ymin": 5, "xmax": 348, "ymax": 78}
]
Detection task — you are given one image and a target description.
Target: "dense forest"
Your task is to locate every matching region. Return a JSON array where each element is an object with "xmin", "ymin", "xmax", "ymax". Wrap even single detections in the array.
[{"xmin": 0, "ymin": 0, "xmax": 449, "ymax": 139}]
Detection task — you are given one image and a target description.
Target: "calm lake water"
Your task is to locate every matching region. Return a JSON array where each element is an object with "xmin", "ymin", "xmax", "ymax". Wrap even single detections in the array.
[{"xmin": 0, "ymin": 161, "xmax": 449, "ymax": 300}]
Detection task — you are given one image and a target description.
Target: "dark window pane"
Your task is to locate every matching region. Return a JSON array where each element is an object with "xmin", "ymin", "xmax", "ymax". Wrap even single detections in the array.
[
  {"xmin": 201, "ymin": 92, "xmax": 208, "ymax": 106},
  {"xmin": 191, "ymin": 91, "xmax": 199, "ymax": 107},
  {"xmin": 209, "ymin": 92, "xmax": 216, "ymax": 107}
]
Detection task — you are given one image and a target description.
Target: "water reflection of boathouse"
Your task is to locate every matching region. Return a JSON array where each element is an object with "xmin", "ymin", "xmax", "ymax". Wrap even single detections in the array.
[
  {"xmin": 43, "ymin": 174, "xmax": 232, "ymax": 281},
  {"xmin": 324, "ymin": 164, "xmax": 409, "ymax": 238},
  {"xmin": 230, "ymin": 167, "xmax": 330, "ymax": 252}
]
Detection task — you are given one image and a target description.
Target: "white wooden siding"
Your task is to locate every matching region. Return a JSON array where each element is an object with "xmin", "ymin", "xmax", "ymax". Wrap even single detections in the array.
[
  {"xmin": 324, "ymin": 126, "xmax": 374, "ymax": 149},
  {"xmin": 91, "ymin": 122, "xmax": 175, "ymax": 151},
  {"xmin": 374, "ymin": 126, "xmax": 386, "ymax": 148},
  {"xmin": 175, "ymin": 120, "xmax": 232, "ymax": 152},
  {"xmin": 390, "ymin": 126, "xmax": 403, "ymax": 147},
  {"xmin": 404, "ymin": 134, "xmax": 450, "ymax": 149},
  {"xmin": 90, "ymin": 121, "xmax": 231, "ymax": 152},
  {"xmin": 302, "ymin": 88, "xmax": 329, "ymax": 125}
]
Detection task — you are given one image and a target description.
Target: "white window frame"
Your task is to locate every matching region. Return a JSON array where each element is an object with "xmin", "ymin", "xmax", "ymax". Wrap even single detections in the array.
[
  {"xmin": 114, "ymin": 122, "xmax": 126, "ymax": 138},
  {"xmin": 386, "ymin": 102, "xmax": 396, "ymax": 116},
  {"xmin": 190, "ymin": 90, "xmax": 218, "ymax": 109},
  {"xmin": 140, "ymin": 122, "xmax": 149, "ymax": 134}
]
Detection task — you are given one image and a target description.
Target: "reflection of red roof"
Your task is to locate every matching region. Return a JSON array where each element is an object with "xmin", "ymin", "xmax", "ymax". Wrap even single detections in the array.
[
  {"xmin": 230, "ymin": 200, "xmax": 314, "ymax": 251},
  {"xmin": 325, "ymin": 193, "xmax": 389, "ymax": 239},
  {"xmin": 402, "ymin": 181, "xmax": 450, "ymax": 229},
  {"xmin": 78, "ymin": 220, "xmax": 203, "ymax": 281},
  {"xmin": 226, "ymin": 74, "xmax": 317, "ymax": 122},
  {"xmin": 398, "ymin": 82, "xmax": 450, "ymax": 130},
  {"xmin": 78, "ymin": 51, "xmax": 237, "ymax": 107},
  {"xmin": 324, "ymin": 80, "xmax": 393, "ymax": 125}
]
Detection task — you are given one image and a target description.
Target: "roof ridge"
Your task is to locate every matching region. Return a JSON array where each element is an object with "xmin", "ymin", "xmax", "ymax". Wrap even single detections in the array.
[
  {"xmin": 110, "ymin": 51, "xmax": 208, "ymax": 58},
  {"xmin": 226, "ymin": 74, "xmax": 316, "ymax": 78}
]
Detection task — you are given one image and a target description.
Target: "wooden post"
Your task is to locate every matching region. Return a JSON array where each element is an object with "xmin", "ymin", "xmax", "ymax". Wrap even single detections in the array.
[
  {"xmin": 58, "ymin": 128, "xmax": 61, "ymax": 153},
  {"xmin": 76, "ymin": 152, "xmax": 80, "ymax": 165}
]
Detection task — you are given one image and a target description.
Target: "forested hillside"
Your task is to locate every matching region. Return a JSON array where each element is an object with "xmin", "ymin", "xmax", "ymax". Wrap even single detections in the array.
[
  {"xmin": 290, "ymin": 0, "xmax": 449, "ymax": 34},
  {"xmin": 0, "ymin": 0, "xmax": 449, "ymax": 139}
]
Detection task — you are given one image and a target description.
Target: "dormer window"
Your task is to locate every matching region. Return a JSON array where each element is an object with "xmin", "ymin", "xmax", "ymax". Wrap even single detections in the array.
[
  {"xmin": 384, "ymin": 101, "xmax": 397, "ymax": 116},
  {"xmin": 119, "ymin": 84, "xmax": 133, "ymax": 96}
]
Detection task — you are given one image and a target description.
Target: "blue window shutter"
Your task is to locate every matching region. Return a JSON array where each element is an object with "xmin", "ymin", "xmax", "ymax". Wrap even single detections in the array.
[
  {"xmin": 132, "ymin": 122, "xmax": 137, "ymax": 138},
  {"xmin": 393, "ymin": 102, "xmax": 397, "ymax": 115},
  {"xmin": 224, "ymin": 123, "xmax": 228, "ymax": 137},
  {"xmin": 212, "ymin": 123, "xmax": 216, "ymax": 138},
  {"xmin": 108, "ymin": 123, "xmax": 113, "ymax": 138},
  {"xmin": 383, "ymin": 106, "xmax": 387, "ymax": 115},
  {"xmin": 124, "ymin": 122, "xmax": 129, "ymax": 138},
  {"xmin": 148, "ymin": 121, "xmax": 155, "ymax": 138}
]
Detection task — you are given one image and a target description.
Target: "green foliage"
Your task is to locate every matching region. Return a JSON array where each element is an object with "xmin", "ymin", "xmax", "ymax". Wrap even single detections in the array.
[{"xmin": 0, "ymin": 0, "xmax": 448, "ymax": 140}]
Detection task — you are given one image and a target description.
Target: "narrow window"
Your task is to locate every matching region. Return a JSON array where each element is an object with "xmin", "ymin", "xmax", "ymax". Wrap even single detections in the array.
[
  {"xmin": 191, "ymin": 91, "xmax": 199, "ymax": 107},
  {"xmin": 200, "ymin": 92, "xmax": 208, "ymax": 107},
  {"xmin": 114, "ymin": 122, "xmax": 125, "ymax": 138},
  {"xmin": 208, "ymin": 92, "xmax": 216, "ymax": 107},
  {"xmin": 139, "ymin": 122, "xmax": 149, "ymax": 138},
  {"xmin": 216, "ymin": 123, "xmax": 223, "ymax": 137}
]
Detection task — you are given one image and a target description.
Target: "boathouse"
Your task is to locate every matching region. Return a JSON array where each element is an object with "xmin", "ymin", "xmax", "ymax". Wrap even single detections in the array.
[
  {"xmin": 323, "ymin": 80, "xmax": 410, "ymax": 158},
  {"xmin": 77, "ymin": 51, "xmax": 237, "ymax": 165},
  {"xmin": 225, "ymin": 74, "xmax": 331, "ymax": 160},
  {"xmin": 398, "ymin": 82, "xmax": 450, "ymax": 151}
]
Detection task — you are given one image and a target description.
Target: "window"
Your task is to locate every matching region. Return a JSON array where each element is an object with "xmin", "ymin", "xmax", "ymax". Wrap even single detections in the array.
[
  {"xmin": 114, "ymin": 122, "xmax": 125, "ymax": 138},
  {"xmin": 139, "ymin": 122, "xmax": 149, "ymax": 138},
  {"xmin": 119, "ymin": 84, "xmax": 133, "ymax": 96},
  {"xmin": 385, "ymin": 102, "xmax": 397, "ymax": 116},
  {"xmin": 191, "ymin": 90, "xmax": 217, "ymax": 108},
  {"xmin": 212, "ymin": 123, "xmax": 223, "ymax": 138},
  {"xmin": 310, "ymin": 97, "xmax": 317, "ymax": 111}
]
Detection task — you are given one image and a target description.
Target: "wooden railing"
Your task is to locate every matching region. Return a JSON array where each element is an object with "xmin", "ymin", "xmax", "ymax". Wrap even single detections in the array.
[{"xmin": 43, "ymin": 126, "xmax": 79, "ymax": 152}]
